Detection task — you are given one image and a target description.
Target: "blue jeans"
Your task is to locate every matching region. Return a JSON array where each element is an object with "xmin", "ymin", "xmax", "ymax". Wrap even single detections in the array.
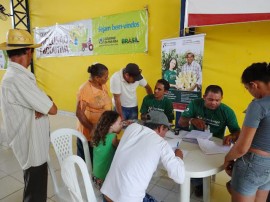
[
  {"xmin": 121, "ymin": 106, "xmax": 138, "ymax": 120},
  {"xmin": 231, "ymin": 152, "xmax": 270, "ymax": 196}
]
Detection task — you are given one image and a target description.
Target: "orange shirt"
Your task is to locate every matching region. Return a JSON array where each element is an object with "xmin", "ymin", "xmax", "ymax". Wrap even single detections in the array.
[{"xmin": 77, "ymin": 81, "xmax": 112, "ymax": 141}]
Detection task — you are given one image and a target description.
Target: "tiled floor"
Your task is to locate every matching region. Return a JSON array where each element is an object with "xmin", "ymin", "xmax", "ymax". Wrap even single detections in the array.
[{"xmin": 0, "ymin": 112, "xmax": 231, "ymax": 202}]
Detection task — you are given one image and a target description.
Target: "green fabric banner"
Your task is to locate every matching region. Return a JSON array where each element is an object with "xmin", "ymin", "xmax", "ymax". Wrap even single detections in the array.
[
  {"xmin": 34, "ymin": 9, "xmax": 148, "ymax": 58},
  {"xmin": 92, "ymin": 10, "xmax": 148, "ymax": 54}
]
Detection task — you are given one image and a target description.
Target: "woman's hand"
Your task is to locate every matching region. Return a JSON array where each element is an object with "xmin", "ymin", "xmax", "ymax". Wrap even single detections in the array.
[{"xmin": 224, "ymin": 160, "xmax": 234, "ymax": 177}]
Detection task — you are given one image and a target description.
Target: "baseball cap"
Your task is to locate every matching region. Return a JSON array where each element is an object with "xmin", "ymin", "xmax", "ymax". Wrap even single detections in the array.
[
  {"xmin": 145, "ymin": 111, "xmax": 170, "ymax": 128},
  {"xmin": 124, "ymin": 63, "xmax": 143, "ymax": 81}
]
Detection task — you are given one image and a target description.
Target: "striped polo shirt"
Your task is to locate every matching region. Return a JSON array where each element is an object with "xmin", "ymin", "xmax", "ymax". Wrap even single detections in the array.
[{"xmin": 1, "ymin": 61, "xmax": 53, "ymax": 169}]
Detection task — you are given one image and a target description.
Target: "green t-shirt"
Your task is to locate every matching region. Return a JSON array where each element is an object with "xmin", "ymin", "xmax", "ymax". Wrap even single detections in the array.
[
  {"xmin": 163, "ymin": 70, "xmax": 177, "ymax": 85},
  {"xmin": 93, "ymin": 133, "xmax": 116, "ymax": 180},
  {"xmin": 140, "ymin": 94, "xmax": 174, "ymax": 122},
  {"xmin": 181, "ymin": 98, "xmax": 240, "ymax": 139}
]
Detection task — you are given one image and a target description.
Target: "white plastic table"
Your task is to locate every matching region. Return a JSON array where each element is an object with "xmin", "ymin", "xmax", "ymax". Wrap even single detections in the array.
[{"xmin": 165, "ymin": 130, "xmax": 226, "ymax": 202}]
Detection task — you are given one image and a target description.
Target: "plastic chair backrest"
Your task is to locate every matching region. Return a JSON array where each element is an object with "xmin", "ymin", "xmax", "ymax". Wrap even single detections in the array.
[
  {"xmin": 50, "ymin": 128, "xmax": 91, "ymax": 172},
  {"xmin": 48, "ymin": 128, "xmax": 92, "ymax": 198},
  {"xmin": 61, "ymin": 155, "xmax": 97, "ymax": 202}
]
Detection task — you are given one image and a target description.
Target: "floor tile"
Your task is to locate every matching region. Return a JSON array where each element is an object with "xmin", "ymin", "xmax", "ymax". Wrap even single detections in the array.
[
  {"xmin": 0, "ymin": 169, "xmax": 8, "ymax": 179},
  {"xmin": 0, "ymin": 149, "xmax": 15, "ymax": 164},
  {"xmin": 156, "ymin": 176, "xmax": 175, "ymax": 190},
  {"xmin": 10, "ymin": 170, "xmax": 23, "ymax": 183},
  {"xmin": 0, "ymin": 158, "xmax": 21, "ymax": 175},
  {"xmin": 148, "ymin": 185, "xmax": 170, "ymax": 202},
  {"xmin": 0, "ymin": 189, "xmax": 23, "ymax": 202},
  {"xmin": 163, "ymin": 191, "xmax": 179, "ymax": 202},
  {"xmin": 0, "ymin": 176, "xmax": 23, "ymax": 199}
]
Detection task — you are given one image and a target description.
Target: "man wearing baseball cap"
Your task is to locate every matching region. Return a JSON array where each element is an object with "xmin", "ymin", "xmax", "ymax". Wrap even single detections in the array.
[
  {"xmin": 101, "ymin": 111, "xmax": 185, "ymax": 202},
  {"xmin": 0, "ymin": 29, "xmax": 57, "ymax": 202},
  {"xmin": 110, "ymin": 63, "xmax": 153, "ymax": 120}
]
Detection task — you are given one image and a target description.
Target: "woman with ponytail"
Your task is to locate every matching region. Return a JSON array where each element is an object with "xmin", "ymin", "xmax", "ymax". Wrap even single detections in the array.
[{"xmin": 224, "ymin": 62, "xmax": 270, "ymax": 202}]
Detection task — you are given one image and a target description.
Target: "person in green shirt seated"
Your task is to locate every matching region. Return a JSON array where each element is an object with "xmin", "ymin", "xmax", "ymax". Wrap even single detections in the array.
[
  {"xmin": 92, "ymin": 111, "xmax": 123, "ymax": 189},
  {"xmin": 140, "ymin": 79, "xmax": 174, "ymax": 123},
  {"xmin": 179, "ymin": 85, "xmax": 240, "ymax": 197},
  {"xmin": 179, "ymin": 85, "xmax": 240, "ymax": 141}
]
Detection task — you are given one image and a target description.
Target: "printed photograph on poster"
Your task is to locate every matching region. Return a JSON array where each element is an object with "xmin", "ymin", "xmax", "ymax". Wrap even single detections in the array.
[{"xmin": 161, "ymin": 34, "xmax": 205, "ymax": 110}]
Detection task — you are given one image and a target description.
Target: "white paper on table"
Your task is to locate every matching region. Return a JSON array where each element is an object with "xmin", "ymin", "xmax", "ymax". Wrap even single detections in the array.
[
  {"xmin": 182, "ymin": 150, "xmax": 188, "ymax": 158},
  {"xmin": 167, "ymin": 139, "xmax": 182, "ymax": 150},
  {"xmin": 197, "ymin": 138, "xmax": 231, "ymax": 154},
  {"xmin": 184, "ymin": 130, "xmax": 212, "ymax": 139}
]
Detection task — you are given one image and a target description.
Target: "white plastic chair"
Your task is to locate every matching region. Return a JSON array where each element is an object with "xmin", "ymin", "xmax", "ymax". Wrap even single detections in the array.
[
  {"xmin": 61, "ymin": 155, "xmax": 97, "ymax": 202},
  {"xmin": 48, "ymin": 128, "xmax": 91, "ymax": 201}
]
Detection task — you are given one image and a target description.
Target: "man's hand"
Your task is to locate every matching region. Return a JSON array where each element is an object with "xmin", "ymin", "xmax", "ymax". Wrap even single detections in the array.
[
  {"xmin": 35, "ymin": 111, "xmax": 44, "ymax": 119},
  {"xmin": 190, "ymin": 118, "xmax": 206, "ymax": 131},
  {"xmin": 175, "ymin": 149, "xmax": 183, "ymax": 159}
]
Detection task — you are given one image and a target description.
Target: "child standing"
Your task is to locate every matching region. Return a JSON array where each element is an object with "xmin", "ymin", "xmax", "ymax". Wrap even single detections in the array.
[{"xmin": 92, "ymin": 111, "xmax": 122, "ymax": 189}]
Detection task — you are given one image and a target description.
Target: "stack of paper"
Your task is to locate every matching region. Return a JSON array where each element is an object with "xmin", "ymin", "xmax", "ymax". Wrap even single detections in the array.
[
  {"xmin": 197, "ymin": 138, "xmax": 231, "ymax": 154},
  {"xmin": 182, "ymin": 130, "xmax": 212, "ymax": 143}
]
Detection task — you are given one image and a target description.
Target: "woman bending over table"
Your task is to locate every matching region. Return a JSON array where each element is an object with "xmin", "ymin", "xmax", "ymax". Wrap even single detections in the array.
[
  {"xmin": 224, "ymin": 62, "xmax": 270, "ymax": 202},
  {"xmin": 76, "ymin": 63, "xmax": 112, "ymax": 165}
]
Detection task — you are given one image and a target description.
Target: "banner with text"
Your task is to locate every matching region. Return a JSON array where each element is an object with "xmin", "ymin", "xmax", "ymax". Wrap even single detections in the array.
[
  {"xmin": 34, "ymin": 10, "xmax": 148, "ymax": 58},
  {"xmin": 161, "ymin": 34, "xmax": 205, "ymax": 111}
]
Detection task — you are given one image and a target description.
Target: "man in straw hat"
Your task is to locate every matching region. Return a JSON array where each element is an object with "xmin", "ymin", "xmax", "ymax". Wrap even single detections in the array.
[
  {"xmin": 101, "ymin": 111, "xmax": 185, "ymax": 202},
  {"xmin": 0, "ymin": 29, "xmax": 57, "ymax": 202}
]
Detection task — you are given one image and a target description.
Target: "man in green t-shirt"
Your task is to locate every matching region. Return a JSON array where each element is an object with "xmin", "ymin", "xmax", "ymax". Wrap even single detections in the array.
[
  {"xmin": 179, "ymin": 85, "xmax": 240, "ymax": 197},
  {"xmin": 179, "ymin": 85, "xmax": 240, "ymax": 142},
  {"xmin": 140, "ymin": 79, "xmax": 174, "ymax": 123}
]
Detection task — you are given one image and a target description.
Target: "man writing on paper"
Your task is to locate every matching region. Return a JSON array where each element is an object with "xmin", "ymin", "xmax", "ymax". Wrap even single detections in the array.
[
  {"xmin": 179, "ymin": 85, "xmax": 240, "ymax": 197},
  {"xmin": 101, "ymin": 111, "xmax": 185, "ymax": 202}
]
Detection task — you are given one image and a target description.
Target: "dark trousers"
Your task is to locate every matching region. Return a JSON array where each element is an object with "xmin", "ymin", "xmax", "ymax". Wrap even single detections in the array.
[
  {"xmin": 23, "ymin": 162, "xmax": 48, "ymax": 202},
  {"xmin": 77, "ymin": 138, "xmax": 93, "ymax": 167}
]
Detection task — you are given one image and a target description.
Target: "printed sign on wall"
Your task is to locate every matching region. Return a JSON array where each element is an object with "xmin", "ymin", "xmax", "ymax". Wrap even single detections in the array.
[
  {"xmin": 161, "ymin": 34, "xmax": 205, "ymax": 110},
  {"xmin": 34, "ymin": 9, "xmax": 148, "ymax": 58}
]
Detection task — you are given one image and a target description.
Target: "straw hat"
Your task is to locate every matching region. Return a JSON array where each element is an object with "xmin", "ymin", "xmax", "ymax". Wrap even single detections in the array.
[{"xmin": 0, "ymin": 29, "xmax": 41, "ymax": 50}]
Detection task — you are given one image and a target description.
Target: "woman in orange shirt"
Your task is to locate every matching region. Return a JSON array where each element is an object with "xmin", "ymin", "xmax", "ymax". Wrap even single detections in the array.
[{"xmin": 76, "ymin": 63, "xmax": 112, "ymax": 165}]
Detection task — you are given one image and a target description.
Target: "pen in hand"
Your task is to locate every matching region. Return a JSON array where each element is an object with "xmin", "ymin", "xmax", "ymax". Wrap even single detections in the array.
[{"xmin": 175, "ymin": 141, "xmax": 183, "ymax": 159}]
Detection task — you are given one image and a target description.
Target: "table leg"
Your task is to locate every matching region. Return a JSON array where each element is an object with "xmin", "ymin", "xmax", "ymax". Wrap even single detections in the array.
[
  {"xmin": 203, "ymin": 176, "xmax": 211, "ymax": 202},
  {"xmin": 179, "ymin": 176, "xmax": 190, "ymax": 202}
]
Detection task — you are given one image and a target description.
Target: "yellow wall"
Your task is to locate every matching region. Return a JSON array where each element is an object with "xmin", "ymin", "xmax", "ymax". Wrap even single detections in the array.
[
  {"xmin": 1, "ymin": 0, "xmax": 270, "ymax": 128},
  {"xmin": 29, "ymin": 0, "xmax": 181, "ymax": 112},
  {"xmin": 197, "ymin": 21, "xmax": 270, "ymax": 124},
  {"xmin": 0, "ymin": 0, "xmax": 12, "ymax": 79}
]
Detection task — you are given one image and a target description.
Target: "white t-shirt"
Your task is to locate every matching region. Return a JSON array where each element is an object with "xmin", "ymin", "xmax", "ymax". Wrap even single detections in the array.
[
  {"xmin": 110, "ymin": 69, "xmax": 147, "ymax": 107},
  {"xmin": 101, "ymin": 123, "xmax": 185, "ymax": 202}
]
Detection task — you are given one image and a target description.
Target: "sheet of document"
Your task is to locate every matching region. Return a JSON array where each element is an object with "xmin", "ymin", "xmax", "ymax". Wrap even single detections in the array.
[
  {"xmin": 197, "ymin": 138, "xmax": 231, "ymax": 154},
  {"xmin": 184, "ymin": 130, "xmax": 212, "ymax": 139}
]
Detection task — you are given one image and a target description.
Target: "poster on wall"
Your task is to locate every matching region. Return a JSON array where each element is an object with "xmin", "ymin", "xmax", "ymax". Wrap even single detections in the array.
[
  {"xmin": 34, "ymin": 9, "xmax": 148, "ymax": 58},
  {"xmin": 161, "ymin": 34, "xmax": 205, "ymax": 111},
  {"xmin": 0, "ymin": 50, "xmax": 8, "ymax": 70}
]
